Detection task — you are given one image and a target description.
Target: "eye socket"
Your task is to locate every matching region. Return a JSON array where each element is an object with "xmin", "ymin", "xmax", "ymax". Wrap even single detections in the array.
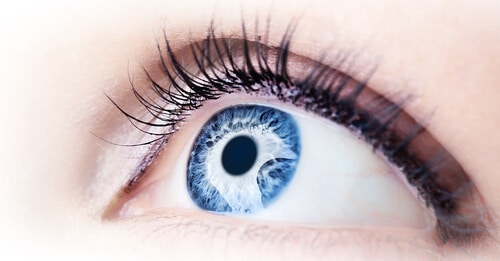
[
  {"xmin": 115, "ymin": 101, "xmax": 435, "ymax": 230},
  {"xmin": 102, "ymin": 23, "xmax": 490, "ymax": 245}
]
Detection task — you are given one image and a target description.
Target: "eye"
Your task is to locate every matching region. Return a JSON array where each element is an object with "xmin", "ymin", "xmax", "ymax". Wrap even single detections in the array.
[
  {"xmin": 103, "ymin": 23, "xmax": 489, "ymax": 245},
  {"xmin": 117, "ymin": 100, "xmax": 434, "ymax": 229}
]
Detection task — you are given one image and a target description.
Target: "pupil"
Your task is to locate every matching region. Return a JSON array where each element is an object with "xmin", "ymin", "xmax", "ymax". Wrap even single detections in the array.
[{"xmin": 221, "ymin": 135, "xmax": 258, "ymax": 175}]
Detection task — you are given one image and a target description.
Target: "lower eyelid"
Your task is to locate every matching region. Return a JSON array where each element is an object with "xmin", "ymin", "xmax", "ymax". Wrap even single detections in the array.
[{"xmin": 109, "ymin": 208, "xmax": 443, "ymax": 259}]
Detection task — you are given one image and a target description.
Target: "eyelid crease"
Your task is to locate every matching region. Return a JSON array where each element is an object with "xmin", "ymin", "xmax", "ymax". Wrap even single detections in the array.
[{"xmin": 103, "ymin": 18, "xmax": 493, "ymax": 247}]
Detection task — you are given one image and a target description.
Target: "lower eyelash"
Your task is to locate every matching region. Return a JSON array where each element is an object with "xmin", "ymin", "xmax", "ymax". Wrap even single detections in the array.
[{"xmin": 108, "ymin": 20, "xmax": 491, "ymax": 245}]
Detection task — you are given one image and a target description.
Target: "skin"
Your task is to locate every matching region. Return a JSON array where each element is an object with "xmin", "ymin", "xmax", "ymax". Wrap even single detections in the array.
[{"xmin": 1, "ymin": 0, "xmax": 499, "ymax": 259}]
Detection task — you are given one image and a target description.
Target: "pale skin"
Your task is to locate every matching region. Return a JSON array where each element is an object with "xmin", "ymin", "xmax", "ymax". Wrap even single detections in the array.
[{"xmin": 1, "ymin": 0, "xmax": 499, "ymax": 260}]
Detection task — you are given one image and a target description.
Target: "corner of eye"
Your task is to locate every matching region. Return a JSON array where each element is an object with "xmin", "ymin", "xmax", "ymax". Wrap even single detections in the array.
[{"xmin": 100, "ymin": 189, "xmax": 130, "ymax": 221}]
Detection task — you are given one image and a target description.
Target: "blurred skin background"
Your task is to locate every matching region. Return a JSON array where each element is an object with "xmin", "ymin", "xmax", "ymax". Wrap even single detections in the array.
[{"xmin": 0, "ymin": 0, "xmax": 499, "ymax": 260}]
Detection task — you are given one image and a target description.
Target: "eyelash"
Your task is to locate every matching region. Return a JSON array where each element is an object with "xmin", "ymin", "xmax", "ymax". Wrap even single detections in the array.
[{"xmin": 107, "ymin": 20, "xmax": 489, "ymax": 245}]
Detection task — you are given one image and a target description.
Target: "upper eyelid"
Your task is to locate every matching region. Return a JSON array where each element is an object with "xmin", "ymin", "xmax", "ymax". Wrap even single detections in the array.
[{"xmin": 114, "ymin": 32, "xmax": 374, "ymax": 186}]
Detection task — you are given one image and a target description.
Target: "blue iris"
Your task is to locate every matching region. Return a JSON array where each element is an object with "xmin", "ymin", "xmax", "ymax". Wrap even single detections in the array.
[{"xmin": 187, "ymin": 105, "xmax": 301, "ymax": 214}]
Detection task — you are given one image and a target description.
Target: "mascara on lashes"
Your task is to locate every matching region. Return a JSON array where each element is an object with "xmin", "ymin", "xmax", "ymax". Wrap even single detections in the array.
[{"xmin": 106, "ymin": 21, "xmax": 490, "ymax": 245}]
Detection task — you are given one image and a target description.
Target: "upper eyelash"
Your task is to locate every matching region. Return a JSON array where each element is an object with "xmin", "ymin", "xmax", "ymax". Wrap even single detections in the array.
[{"xmin": 107, "ymin": 20, "xmax": 491, "ymax": 246}]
